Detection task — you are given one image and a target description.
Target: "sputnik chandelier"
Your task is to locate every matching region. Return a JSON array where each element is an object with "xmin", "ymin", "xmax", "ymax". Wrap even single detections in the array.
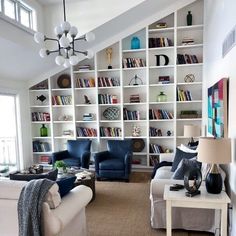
[{"xmin": 34, "ymin": 0, "xmax": 95, "ymax": 67}]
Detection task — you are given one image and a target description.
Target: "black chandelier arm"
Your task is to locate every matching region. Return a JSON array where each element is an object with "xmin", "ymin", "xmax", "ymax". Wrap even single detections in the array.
[
  {"xmin": 74, "ymin": 36, "xmax": 86, "ymax": 42},
  {"xmin": 63, "ymin": 0, "xmax": 66, "ymax": 22},
  {"xmin": 45, "ymin": 37, "xmax": 59, "ymax": 43},
  {"xmin": 74, "ymin": 50, "xmax": 87, "ymax": 55},
  {"xmin": 47, "ymin": 49, "xmax": 60, "ymax": 55}
]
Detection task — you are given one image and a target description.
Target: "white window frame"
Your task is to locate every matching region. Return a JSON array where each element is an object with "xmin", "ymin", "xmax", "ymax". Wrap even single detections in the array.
[{"xmin": 0, "ymin": 0, "xmax": 34, "ymax": 30}]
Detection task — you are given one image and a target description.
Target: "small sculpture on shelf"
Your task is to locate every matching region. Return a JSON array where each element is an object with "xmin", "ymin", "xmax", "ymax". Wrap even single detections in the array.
[
  {"xmin": 37, "ymin": 95, "xmax": 46, "ymax": 104},
  {"xmin": 184, "ymin": 74, "xmax": 195, "ymax": 83},
  {"xmin": 84, "ymin": 95, "xmax": 91, "ymax": 104},
  {"xmin": 40, "ymin": 124, "xmax": 48, "ymax": 137},
  {"xmin": 167, "ymin": 130, "xmax": 172, "ymax": 136},
  {"xmin": 131, "ymin": 36, "xmax": 140, "ymax": 49},
  {"xmin": 155, "ymin": 54, "xmax": 169, "ymax": 66},
  {"xmin": 129, "ymin": 74, "xmax": 143, "ymax": 86},
  {"xmin": 157, "ymin": 129, "xmax": 162, "ymax": 136},
  {"xmin": 132, "ymin": 125, "xmax": 141, "ymax": 137},
  {"xmin": 106, "ymin": 47, "xmax": 113, "ymax": 69},
  {"xmin": 58, "ymin": 115, "xmax": 73, "ymax": 121},
  {"xmin": 186, "ymin": 11, "xmax": 193, "ymax": 26}
]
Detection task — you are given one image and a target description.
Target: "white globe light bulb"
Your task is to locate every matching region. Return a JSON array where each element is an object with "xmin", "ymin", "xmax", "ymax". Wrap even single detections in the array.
[
  {"xmin": 86, "ymin": 50, "xmax": 94, "ymax": 59},
  {"xmin": 69, "ymin": 26, "xmax": 78, "ymax": 37},
  {"xmin": 39, "ymin": 48, "xmax": 48, "ymax": 58},
  {"xmin": 55, "ymin": 55, "xmax": 65, "ymax": 66},
  {"xmin": 61, "ymin": 21, "xmax": 71, "ymax": 32},
  {"xmin": 64, "ymin": 59, "xmax": 71, "ymax": 68},
  {"xmin": 85, "ymin": 32, "xmax": 95, "ymax": 42},
  {"xmin": 54, "ymin": 25, "xmax": 63, "ymax": 36},
  {"xmin": 59, "ymin": 36, "xmax": 70, "ymax": 48},
  {"xmin": 69, "ymin": 55, "xmax": 79, "ymax": 65},
  {"xmin": 34, "ymin": 32, "xmax": 45, "ymax": 44}
]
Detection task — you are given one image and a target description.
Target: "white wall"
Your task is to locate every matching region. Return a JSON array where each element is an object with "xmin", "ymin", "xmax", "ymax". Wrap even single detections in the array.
[
  {"xmin": 204, "ymin": 0, "xmax": 236, "ymax": 235},
  {"xmin": 0, "ymin": 79, "xmax": 32, "ymax": 169},
  {"xmin": 43, "ymin": 0, "xmax": 146, "ymax": 37}
]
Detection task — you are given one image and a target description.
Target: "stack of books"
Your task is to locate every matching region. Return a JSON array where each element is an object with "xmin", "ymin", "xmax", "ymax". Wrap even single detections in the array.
[
  {"xmin": 177, "ymin": 54, "xmax": 199, "ymax": 64},
  {"xmin": 78, "ymin": 65, "xmax": 91, "ymax": 71},
  {"xmin": 158, "ymin": 76, "xmax": 170, "ymax": 84},
  {"xmin": 182, "ymin": 37, "xmax": 194, "ymax": 45},
  {"xmin": 129, "ymin": 94, "xmax": 140, "ymax": 103},
  {"xmin": 83, "ymin": 113, "xmax": 95, "ymax": 121}
]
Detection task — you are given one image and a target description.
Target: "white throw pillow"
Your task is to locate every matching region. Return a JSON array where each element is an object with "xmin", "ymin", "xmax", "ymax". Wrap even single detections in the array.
[
  {"xmin": 179, "ymin": 144, "xmax": 198, "ymax": 153},
  {"xmin": 44, "ymin": 183, "xmax": 61, "ymax": 209}
]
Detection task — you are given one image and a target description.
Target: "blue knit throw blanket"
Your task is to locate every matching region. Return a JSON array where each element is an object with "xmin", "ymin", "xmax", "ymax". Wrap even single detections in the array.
[{"xmin": 18, "ymin": 179, "xmax": 55, "ymax": 236}]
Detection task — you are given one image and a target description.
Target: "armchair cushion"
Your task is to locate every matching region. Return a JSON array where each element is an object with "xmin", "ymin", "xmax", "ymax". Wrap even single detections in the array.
[
  {"xmin": 63, "ymin": 158, "xmax": 81, "ymax": 167},
  {"xmin": 99, "ymin": 159, "xmax": 124, "ymax": 170}
]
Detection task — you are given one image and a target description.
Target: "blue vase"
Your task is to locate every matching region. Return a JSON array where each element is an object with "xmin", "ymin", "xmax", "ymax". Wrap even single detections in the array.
[{"xmin": 131, "ymin": 37, "xmax": 140, "ymax": 49}]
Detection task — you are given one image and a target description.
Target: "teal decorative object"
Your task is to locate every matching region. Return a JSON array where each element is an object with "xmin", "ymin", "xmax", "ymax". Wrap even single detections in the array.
[{"xmin": 131, "ymin": 37, "xmax": 140, "ymax": 49}]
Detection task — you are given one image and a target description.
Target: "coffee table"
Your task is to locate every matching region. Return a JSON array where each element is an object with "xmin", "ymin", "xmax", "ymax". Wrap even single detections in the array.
[{"xmin": 164, "ymin": 184, "xmax": 230, "ymax": 236}]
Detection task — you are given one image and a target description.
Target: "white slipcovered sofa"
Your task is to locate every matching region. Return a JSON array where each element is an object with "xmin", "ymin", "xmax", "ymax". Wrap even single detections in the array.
[
  {"xmin": 0, "ymin": 179, "xmax": 92, "ymax": 236},
  {"xmin": 150, "ymin": 152, "xmax": 221, "ymax": 234}
]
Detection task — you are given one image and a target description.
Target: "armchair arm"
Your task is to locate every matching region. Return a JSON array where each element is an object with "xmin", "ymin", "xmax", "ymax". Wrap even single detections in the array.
[
  {"xmin": 52, "ymin": 150, "xmax": 69, "ymax": 164},
  {"xmin": 94, "ymin": 151, "xmax": 110, "ymax": 172},
  {"xmin": 125, "ymin": 151, "xmax": 132, "ymax": 175},
  {"xmin": 81, "ymin": 151, "xmax": 90, "ymax": 169},
  {"xmin": 42, "ymin": 185, "xmax": 92, "ymax": 236}
]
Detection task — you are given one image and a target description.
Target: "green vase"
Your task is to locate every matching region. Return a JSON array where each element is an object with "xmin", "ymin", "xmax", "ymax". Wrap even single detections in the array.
[
  {"xmin": 187, "ymin": 11, "xmax": 192, "ymax": 26},
  {"xmin": 40, "ymin": 124, "xmax": 48, "ymax": 137},
  {"xmin": 157, "ymin": 92, "xmax": 167, "ymax": 102}
]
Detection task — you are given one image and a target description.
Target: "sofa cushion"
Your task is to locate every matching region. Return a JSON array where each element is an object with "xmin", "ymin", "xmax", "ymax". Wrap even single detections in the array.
[
  {"xmin": 0, "ymin": 180, "xmax": 26, "ymax": 199},
  {"xmin": 56, "ymin": 176, "xmax": 76, "ymax": 198},
  {"xmin": 171, "ymin": 148, "xmax": 197, "ymax": 172},
  {"xmin": 44, "ymin": 183, "xmax": 61, "ymax": 209},
  {"xmin": 172, "ymin": 157, "xmax": 201, "ymax": 180},
  {"xmin": 154, "ymin": 166, "xmax": 173, "ymax": 179},
  {"xmin": 99, "ymin": 159, "xmax": 124, "ymax": 170}
]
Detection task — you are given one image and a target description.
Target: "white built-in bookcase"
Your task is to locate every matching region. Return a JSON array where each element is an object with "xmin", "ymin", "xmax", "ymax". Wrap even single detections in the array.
[{"xmin": 30, "ymin": 0, "xmax": 203, "ymax": 169}]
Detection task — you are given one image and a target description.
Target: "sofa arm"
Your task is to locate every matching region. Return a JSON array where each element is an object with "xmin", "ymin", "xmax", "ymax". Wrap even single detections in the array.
[
  {"xmin": 81, "ymin": 151, "xmax": 90, "ymax": 169},
  {"xmin": 150, "ymin": 178, "xmax": 184, "ymax": 198},
  {"xmin": 42, "ymin": 185, "xmax": 92, "ymax": 236},
  {"xmin": 94, "ymin": 151, "xmax": 110, "ymax": 170},
  {"xmin": 52, "ymin": 150, "xmax": 69, "ymax": 164}
]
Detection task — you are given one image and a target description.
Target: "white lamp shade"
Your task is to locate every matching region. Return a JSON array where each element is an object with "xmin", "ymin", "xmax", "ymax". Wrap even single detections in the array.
[
  {"xmin": 85, "ymin": 32, "xmax": 95, "ymax": 42},
  {"xmin": 54, "ymin": 25, "xmax": 63, "ymax": 36},
  {"xmin": 197, "ymin": 137, "xmax": 231, "ymax": 164},
  {"xmin": 59, "ymin": 36, "xmax": 70, "ymax": 48},
  {"xmin": 69, "ymin": 55, "xmax": 79, "ymax": 65},
  {"xmin": 55, "ymin": 55, "xmax": 65, "ymax": 66},
  {"xmin": 184, "ymin": 125, "xmax": 200, "ymax": 137},
  {"xmin": 39, "ymin": 48, "xmax": 48, "ymax": 58},
  {"xmin": 86, "ymin": 50, "xmax": 94, "ymax": 59},
  {"xmin": 69, "ymin": 26, "xmax": 78, "ymax": 37},
  {"xmin": 61, "ymin": 21, "xmax": 71, "ymax": 32},
  {"xmin": 34, "ymin": 32, "xmax": 45, "ymax": 44}
]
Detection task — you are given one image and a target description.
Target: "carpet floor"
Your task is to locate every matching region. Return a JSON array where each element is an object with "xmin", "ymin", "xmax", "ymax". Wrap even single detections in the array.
[{"xmin": 86, "ymin": 173, "xmax": 212, "ymax": 236}]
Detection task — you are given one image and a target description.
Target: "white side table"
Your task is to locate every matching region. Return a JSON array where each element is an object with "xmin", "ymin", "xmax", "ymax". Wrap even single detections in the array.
[{"xmin": 164, "ymin": 185, "xmax": 230, "ymax": 236}]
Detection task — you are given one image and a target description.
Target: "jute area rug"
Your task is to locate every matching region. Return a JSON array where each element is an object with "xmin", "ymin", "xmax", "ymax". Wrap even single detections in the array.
[{"xmin": 86, "ymin": 172, "xmax": 212, "ymax": 236}]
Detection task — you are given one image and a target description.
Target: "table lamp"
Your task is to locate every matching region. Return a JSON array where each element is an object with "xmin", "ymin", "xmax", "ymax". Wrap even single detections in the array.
[
  {"xmin": 184, "ymin": 125, "xmax": 200, "ymax": 146},
  {"xmin": 197, "ymin": 137, "xmax": 231, "ymax": 194}
]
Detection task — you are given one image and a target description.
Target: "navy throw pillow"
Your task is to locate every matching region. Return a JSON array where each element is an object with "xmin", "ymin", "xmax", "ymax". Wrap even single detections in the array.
[
  {"xmin": 172, "ymin": 157, "xmax": 201, "ymax": 180},
  {"xmin": 171, "ymin": 148, "xmax": 197, "ymax": 172},
  {"xmin": 56, "ymin": 176, "xmax": 76, "ymax": 198}
]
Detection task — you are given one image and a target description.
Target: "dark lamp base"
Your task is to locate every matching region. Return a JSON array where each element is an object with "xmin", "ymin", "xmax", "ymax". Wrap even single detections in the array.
[
  {"xmin": 206, "ymin": 172, "xmax": 222, "ymax": 194},
  {"xmin": 108, "ymin": 65, "xmax": 112, "ymax": 69}
]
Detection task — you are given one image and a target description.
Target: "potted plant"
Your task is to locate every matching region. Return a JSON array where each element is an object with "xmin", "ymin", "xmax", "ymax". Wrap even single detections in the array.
[{"xmin": 54, "ymin": 160, "xmax": 67, "ymax": 174}]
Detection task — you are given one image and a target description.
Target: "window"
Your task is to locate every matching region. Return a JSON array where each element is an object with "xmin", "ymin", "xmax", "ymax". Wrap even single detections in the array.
[
  {"xmin": 1, "ymin": 0, "xmax": 35, "ymax": 30},
  {"xmin": 0, "ymin": 94, "xmax": 19, "ymax": 176}
]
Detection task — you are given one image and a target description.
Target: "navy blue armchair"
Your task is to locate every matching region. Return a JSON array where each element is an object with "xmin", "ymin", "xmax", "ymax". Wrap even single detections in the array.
[
  {"xmin": 52, "ymin": 140, "xmax": 92, "ymax": 169},
  {"xmin": 94, "ymin": 140, "xmax": 133, "ymax": 181}
]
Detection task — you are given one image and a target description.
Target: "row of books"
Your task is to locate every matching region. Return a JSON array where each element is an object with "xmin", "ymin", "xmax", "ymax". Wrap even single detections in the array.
[
  {"xmin": 149, "ymin": 143, "xmax": 165, "ymax": 153},
  {"xmin": 129, "ymin": 94, "xmax": 140, "ymax": 103},
  {"xmin": 149, "ymin": 109, "xmax": 174, "ymax": 120},
  {"xmin": 32, "ymin": 112, "xmax": 50, "ymax": 121},
  {"xmin": 76, "ymin": 78, "xmax": 95, "ymax": 88},
  {"xmin": 123, "ymin": 108, "xmax": 141, "ymax": 120},
  {"xmin": 177, "ymin": 88, "xmax": 193, "ymax": 101},
  {"xmin": 33, "ymin": 141, "xmax": 51, "ymax": 152},
  {"xmin": 76, "ymin": 127, "xmax": 97, "ymax": 137},
  {"xmin": 100, "ymin": 127, "xmax": 122, "ymax": 137},
  {"xmin": 98, "ymin": 77, "xmax": 120, "ymax": 87},
  {"xmin": 149, "ymin": 156, "xmax": 159, "ymax": 166},
  {"xmin": 122, "ymin": 58, "xmax": 146, "ymax": 68},
  {"xmin": 149, "ymin": 127, "xmax": 162, "ymax": 137},
  {"xmin": 177, "ymin": 54, "xmax": 199, "ymax": 64},
  {"xmin": 52, "ymin": 95, "xmax": 72, "ymax": 105},
  {"xmin": 149, "ymin": 37, "xmax": 173, "ymax": 48},
  {"xmin": 98, "ymin": 94, "xmax": 118, "ymax": 104}
]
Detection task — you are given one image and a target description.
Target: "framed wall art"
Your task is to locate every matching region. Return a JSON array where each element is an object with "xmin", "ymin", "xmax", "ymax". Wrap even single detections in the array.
[{"xmin": 208, "ymin": 78, "xmax": 228, "ymax": 137}]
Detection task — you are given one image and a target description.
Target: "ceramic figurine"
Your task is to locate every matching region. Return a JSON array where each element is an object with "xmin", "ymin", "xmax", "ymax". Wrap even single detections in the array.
[
  {"xmin": 106, "ymin": 48, "xmax": 113, "ymax": 69},
  {"xmin": 84, "ymin": 95, "xmax": 91, "ymax": 104},
  {"xmin": 132, "ymin": 125, "xmax": 141, "ymax": 137}
]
